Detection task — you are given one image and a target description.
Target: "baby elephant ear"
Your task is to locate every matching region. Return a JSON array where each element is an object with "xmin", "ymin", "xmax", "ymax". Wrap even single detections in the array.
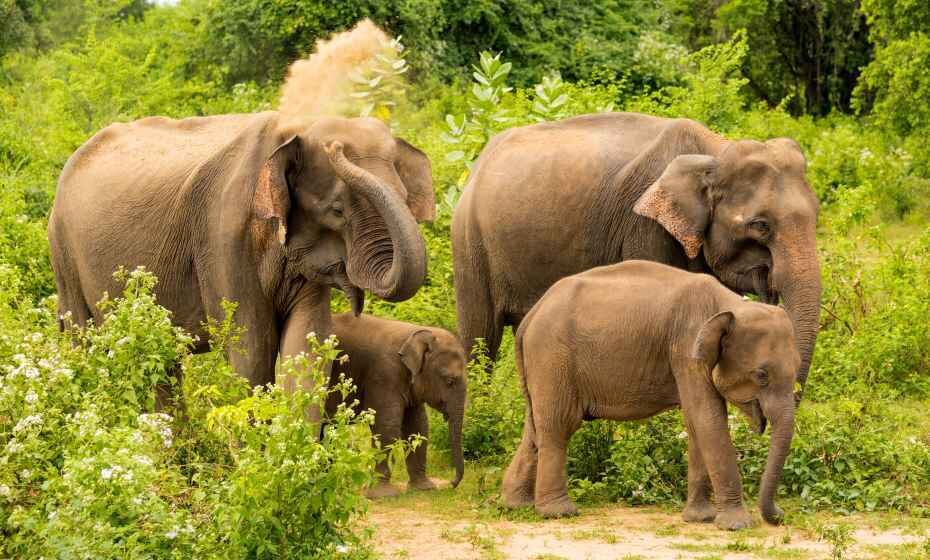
[
  {"xmin": 253, "ymin": 135, "xmax": 300, "ymax": 245},
  {"xmin": 399, "ymin": 329, "xmax": 436, "ymax": 378},
  {"xmin": 633, "ymin": 154, "xmax": 718, "ymax": 259},
  {"xmin": 691, "ymin": 311, "xmax": 734, "ymax": 370}
]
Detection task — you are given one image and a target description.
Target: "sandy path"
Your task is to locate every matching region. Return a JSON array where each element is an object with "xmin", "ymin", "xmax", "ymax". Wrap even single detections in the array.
[{"xmin": 369, "ymin": 500, "xmax": 923, "ymax": 560}]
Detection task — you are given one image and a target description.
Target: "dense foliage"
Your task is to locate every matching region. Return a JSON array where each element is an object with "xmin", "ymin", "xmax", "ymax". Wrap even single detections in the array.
[{"xmin": 2, "ymin": 0, "xmax": 930, "ymax": 556}]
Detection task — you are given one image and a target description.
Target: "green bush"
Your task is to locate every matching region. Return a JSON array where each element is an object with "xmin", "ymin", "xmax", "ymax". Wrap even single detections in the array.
[{"xmin": 0, "ymin": 270, "xmax": 378, "ymax": 558}]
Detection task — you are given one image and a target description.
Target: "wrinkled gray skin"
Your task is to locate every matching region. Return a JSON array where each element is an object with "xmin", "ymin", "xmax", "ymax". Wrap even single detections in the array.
[
  {"xmin": 327, "ymin": 313, "xmax": 466, "ymax": 497},
  {"xmin": 49, "ymin": 113, "xmax": 435, "ymax": 405},
  {"xmin": 502, "ymin": 261, "xmax": 800, "ymax": 529},
  {"xmin": 453, "ymin": 113, "xmax": 820, "ymax": 398}
]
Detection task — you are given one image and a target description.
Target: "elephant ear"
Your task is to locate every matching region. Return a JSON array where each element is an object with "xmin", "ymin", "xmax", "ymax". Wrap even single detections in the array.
[
  {"xmin": 690, "ymin": 311, "xmax": 734, "ymax": 371},
  {"xmin": 399, "ymin": 329, "xmax": 435, "ymax": 379},
  {"xmin": 253, "ymin": 135, "xmax": 300, "ymax": 245},
  {"xmin": 395, "ymin": 138, "xmax": 435, "ymax": 223},
  {"xmin": 633, "ymin": 154, "xmax": 718, "ymax": 260}
]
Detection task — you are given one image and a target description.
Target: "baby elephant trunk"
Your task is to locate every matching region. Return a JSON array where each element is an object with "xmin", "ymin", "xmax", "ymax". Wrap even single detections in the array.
[
  {"xmin": 759, "ymin": 403, "xmax": 795, "ymax": 525},
  {"xmin": 448, "ymin": 402, "xmax": 465, "ymax": 488}
]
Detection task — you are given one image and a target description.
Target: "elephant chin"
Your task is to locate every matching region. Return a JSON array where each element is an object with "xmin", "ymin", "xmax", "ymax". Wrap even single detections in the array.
[{"xmin": 734, "ymin": 400, "xmax": 767, "ymax": 435}]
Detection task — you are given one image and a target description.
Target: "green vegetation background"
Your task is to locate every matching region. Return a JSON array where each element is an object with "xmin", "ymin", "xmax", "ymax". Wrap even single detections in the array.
[{"xmin": 1, "ymin": 0, "xmax": 929, "ymax": 557}]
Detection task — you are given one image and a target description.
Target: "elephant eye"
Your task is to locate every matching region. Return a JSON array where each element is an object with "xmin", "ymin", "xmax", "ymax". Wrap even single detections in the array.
[
  {"xmin": 331, "ymin": 202, "xmax": 344, "ymax": 217},
  {"xmin": 445, "ymin": 376, "xmax": 456, "ymax": 386},
  {"xmin": 753, "ymin": 368, "xmax": 769, "ymax": 387},
  {"xmin": 749, "ymin": 218, "xmax": 770, "ymax": 235}
]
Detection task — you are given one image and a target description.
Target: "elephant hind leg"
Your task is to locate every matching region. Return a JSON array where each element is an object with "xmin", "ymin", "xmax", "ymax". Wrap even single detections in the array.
[
  {"xmin": 454, "ymin": 261, "xmax": 504, "ymax": 368},
  {"xmin": 502, "ymin": 399, "xmax": 538, "ymax": 508}
]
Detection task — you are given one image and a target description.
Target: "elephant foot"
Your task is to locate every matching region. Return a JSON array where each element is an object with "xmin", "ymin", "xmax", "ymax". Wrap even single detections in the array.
[
  {"xmin": 682, "ymin": 501, "xmax": 716, "ymax": 523},
  {"xmin": 408, "ymin": 477, "xmax": 439, "ymax": 491},
  {"xmin": 501, "ymin": 486, "xmax": 535, "ymax": 509},
  {"xmin": 714, "ymin": 506, "xmax": 752, "ymax": 531},
  {"xmin": 535, "ymin": 495, "xmax": 579, "ymax": 518},
  {"xmin": 366, "ymin": 481, "xmax": 403, "ymax": 499}
]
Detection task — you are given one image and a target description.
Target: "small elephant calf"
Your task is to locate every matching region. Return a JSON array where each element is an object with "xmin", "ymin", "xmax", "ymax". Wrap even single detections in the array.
[
  {"xmin": 502, "ymin": 260, "xmax": 800, "ymax": 530},
  {"xmin": 327, "ymin": 313, "xmax": 467, "ymax": 498}
]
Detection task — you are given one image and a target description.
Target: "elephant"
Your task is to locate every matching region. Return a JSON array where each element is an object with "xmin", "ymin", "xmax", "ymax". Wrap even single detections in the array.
[
  {"xmin": 501, "ymin": 261, "xmax": 800, "ymax": 529},
  {"xmin": 327, "ymin": 313, "xmax": 467, "ymax": 497},
  {"xmin": 49, "ymin": 112, "xmax": 435, "ymax": 405},
  {"xmin": 452, "ymin": 112, "xmax": 820, "ymax": 398}
]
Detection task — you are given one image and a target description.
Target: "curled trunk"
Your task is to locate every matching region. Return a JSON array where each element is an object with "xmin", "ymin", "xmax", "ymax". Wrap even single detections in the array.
[
  {"xmin": 759, "ymin": 405, "xmax": 795, "ymax": 525},
  {"xmin": 325, "ymin": 141, "xmax": 427, "ymax": 302}
]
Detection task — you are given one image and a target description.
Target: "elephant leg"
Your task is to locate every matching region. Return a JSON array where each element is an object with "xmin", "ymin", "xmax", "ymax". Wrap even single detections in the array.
[
  {"xmin": 502, "ymin": 400, "xmax": 538, "ymax": 508},
  {"xmin": 278, "ymin": 285, "xmax": 331, "ymax": 423},
  {"xmin": 403, "ymin": 404, "xmax": 436, "ymax": 491},
  {"xmin": 454, "ymin": 258, "xmax": 504, "ymax": 368},
  {"xmin": 678, "ymin": 383, "xmax": 750, "ymax": 530},
  {"xmin": 367, "ymin": 403, "xmax": 404, "ymax": 499},
  {"xmin": 682, "ymin": 432, "xmax": 715, "ymax": 523}
]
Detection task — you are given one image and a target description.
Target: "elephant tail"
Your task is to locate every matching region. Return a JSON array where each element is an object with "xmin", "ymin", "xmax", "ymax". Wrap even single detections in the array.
[{"xmin": 514, "ymin": 316, "xmax": 537, "ymax": 447}]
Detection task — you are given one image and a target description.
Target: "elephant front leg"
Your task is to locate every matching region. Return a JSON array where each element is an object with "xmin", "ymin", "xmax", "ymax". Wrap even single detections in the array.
[
  {"xmin": 680, "ymin": 391, "xmax": 751, "ymax": 530},
  {"xmin": 278, "ymin": 286, "xmax": 331, "ymax": 423},
  {"xmin": 682, "ymin": 433, "xmax": 716, "ymax": 523},
  {"xmin": 367, "ymin": 406, "xmax": 404, "ymax": 499},
  {"xmin": 403, "ymin": 404, "xmax": 437, "ymax": 491}
]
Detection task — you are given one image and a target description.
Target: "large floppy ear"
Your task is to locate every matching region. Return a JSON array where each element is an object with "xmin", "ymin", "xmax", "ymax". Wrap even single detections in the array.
[
  {"xmin": 399, "ymin": 329, "xmax": 435, "ymax": 379},
  {"xmin": 690, "ymin": 311, "xmax": 734, "ymax": 370},
  {"xmin": 395, "ymin": 138, "xmax": 435, "ymax": 223},
  {"xmin": 253, "ymin": 135, "xmax": 300, "ymax": 245},
  {"xmin": 633, "ymin": 154, "xmax": 718, "ymax": 260}
]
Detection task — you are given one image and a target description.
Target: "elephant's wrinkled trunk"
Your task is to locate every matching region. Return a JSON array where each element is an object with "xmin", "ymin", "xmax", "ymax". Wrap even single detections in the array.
[
  {"xmin": 325, "ymin": 141, "xmax": 427, "ymax": 302},
  {"xmin": 772, "ymin": 238, "xmax": 821, "ymax": 396},
  {"xmin": 759, "ymin": 403, "xmax": 795, "ymax": 525},
  {"xmin": 448, "ymin": 403, "xmax": 465, "ymax": 488}
]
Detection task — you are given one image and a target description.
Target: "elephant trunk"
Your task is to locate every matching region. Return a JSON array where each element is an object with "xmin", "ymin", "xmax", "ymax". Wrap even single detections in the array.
[
  {"xmin": 772, "ymin": 237, "xmax": 821, "ymax": 396},
  {"xmin": 325, "ymin": 141, "xmax": 427, "ymax": 302},
  {"xmin": 758, "ymin": 403, "xmax": 795, "ymax": 525},
  {"xmin": 448, "ymin": 402, "xmax": 465, "ymax": 488}
]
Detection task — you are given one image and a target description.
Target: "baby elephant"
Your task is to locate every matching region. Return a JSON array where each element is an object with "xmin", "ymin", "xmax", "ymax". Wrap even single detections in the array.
[
  {"xmin": 327, "ymin": 313, "xmax": 467, "ymax": 498},
  {"xmin": 502, "ymin": 261, "xmax": 800, "ymax": 530}
]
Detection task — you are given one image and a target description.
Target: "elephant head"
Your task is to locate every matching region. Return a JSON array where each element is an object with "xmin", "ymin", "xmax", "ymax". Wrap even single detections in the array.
[
  {"xmin": 692, "ymin": 304, "xmax": 801, "ymax": 525},
  {"xmin": 635, "ymin": 136, "xmax": 820, "ymax": 395},
  {"xmin": 399, "ymin": 329, "xmax": 468, "ymax": 488},
  {"xmin": 253, "ymin": 116, "xmax": 434, "ymax": 314}
]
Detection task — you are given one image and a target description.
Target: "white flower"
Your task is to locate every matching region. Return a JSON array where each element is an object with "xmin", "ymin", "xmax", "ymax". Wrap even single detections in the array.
[
  {"xmin": 165, "ymin": 528, "xmax": 178, "ymax": 540},
  {"xmin": 133, "ymin": 454, "xmax": 153, "ymax": 467},
  {"xmin": 19, "ymin": 469, "xmax": 31, "ymax": 480},
  {"xmin": 0, "ymin": 484, "xmax": 11, "ymax": 497},
  {"xmin": 13, "ymin": 414, "xmax": 43, "ymax": 433},
  {"xmin": 25, "ymin": 390, "xmax": 38, "ymax": 404},
  {"xmin": 101, "ymin": 467, "xmax": 115, "ymax": 480},
  {"xmin": 677, "ymin": 431, "xmax": 688, "ymax": 440},
  {"xmin": 132, "ymin": 496, "xmax": 143, "ymax": 505},
  {"xmin": 107, "ymin": 350, "xmax": 115, "ymax": 358},
  {"xmin": 335, "ymin": 544, "xmax": 350, "ymax": 554},
  {"xmin": 30, "ymin": 333, "xmax": 42, "ymax": 343},
  {"xmin": 24, "ymin": 367, "xmax": 40, "ymax": 380},
  {"xmin": 38, "ymin": 359, "xmax": 52, "ymax": 369},
  {"xmin": 6, "ymin": 439, "xmax": 22, "ymax": 454},
  {"xmin": 116, "ymin": 337, "xmax": 131, "ymax": 346}
]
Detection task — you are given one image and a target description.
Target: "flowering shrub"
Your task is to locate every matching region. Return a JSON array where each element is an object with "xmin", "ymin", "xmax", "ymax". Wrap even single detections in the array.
[{"xmin": 0, "ymin": 269, "xmax": 378, "ymax": 558}]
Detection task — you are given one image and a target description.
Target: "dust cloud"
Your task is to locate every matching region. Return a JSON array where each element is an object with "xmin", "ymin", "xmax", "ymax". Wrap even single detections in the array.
[{"xmin": 278, "ymin": 18, "xmax": 392, "ymax": 127}]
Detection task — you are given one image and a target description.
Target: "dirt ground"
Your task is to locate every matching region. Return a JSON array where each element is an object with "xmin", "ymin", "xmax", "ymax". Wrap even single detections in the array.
[{"xmin": 366, "ymin": 479, "xmax": 928, "ymax": 560}]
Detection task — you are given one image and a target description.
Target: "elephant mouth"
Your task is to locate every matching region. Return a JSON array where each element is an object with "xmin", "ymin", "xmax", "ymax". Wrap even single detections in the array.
[
  {"xmin": 322, "ymin": 261, "xmax": 365, "ymax": 316},
  {"xmin": 735, "ymin": 399, "xmax": 768, "ymax": 434},
  {"xmin": 744, "ymin": 265, "xmax": 779, "ymax": 305}
]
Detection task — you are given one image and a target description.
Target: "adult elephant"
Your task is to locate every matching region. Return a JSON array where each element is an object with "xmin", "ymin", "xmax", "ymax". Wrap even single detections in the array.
[
  {"xmin": 453, "ymin": 112, "xmax": 820, "ymax": 395},
  {"xmin": 49, "ymin": 113, "xmax": 434, "ymax": 401}
]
